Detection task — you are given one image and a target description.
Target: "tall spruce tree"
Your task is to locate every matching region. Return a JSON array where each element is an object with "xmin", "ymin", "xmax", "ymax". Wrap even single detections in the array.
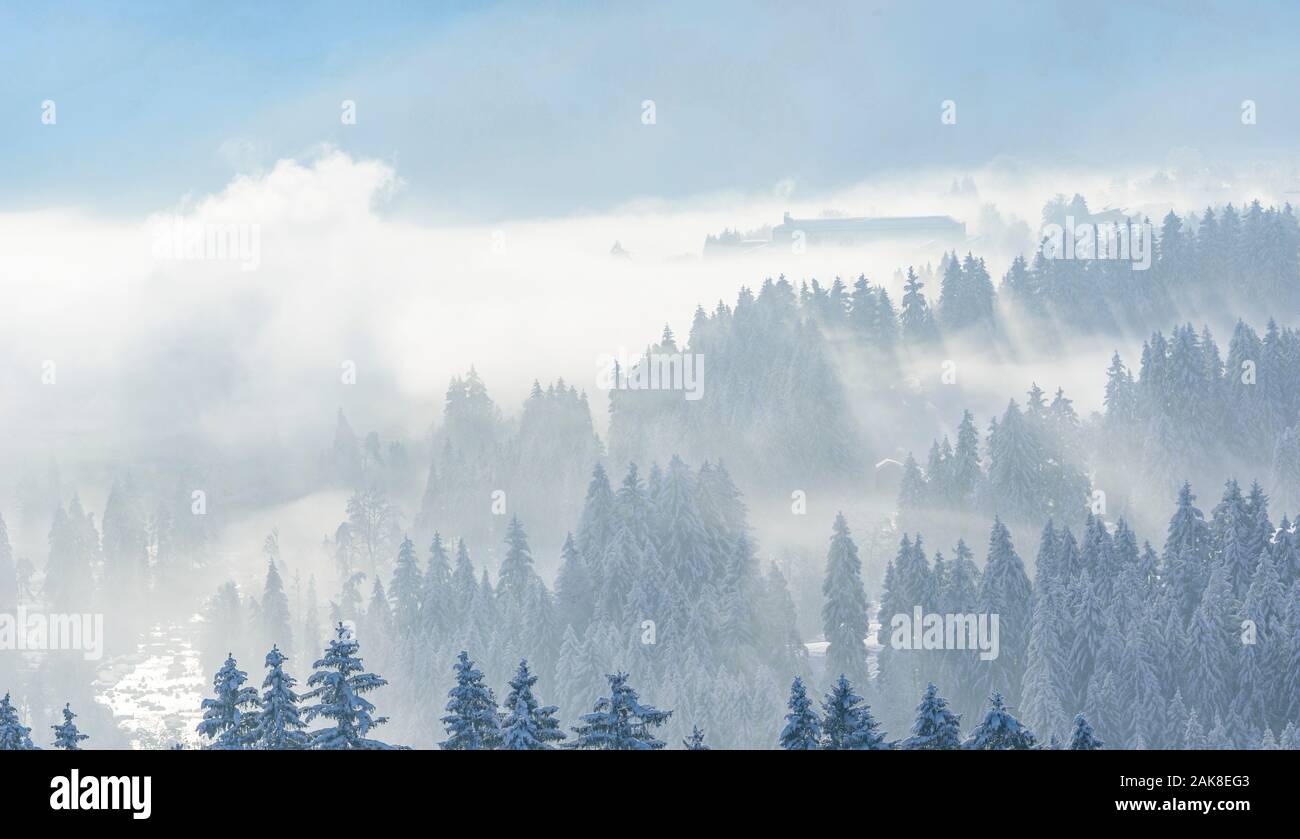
[
  {"xmin": 963, "ymin": 692, "xmax": 1037, "ymax": 749},
  {"xmin": 1185, "ymin": 563, "xmax": 1236, "ymax": 720},
  {"xmin": 779, "ymin": 676, "xmax": 822, "ymax": 750},
  {"xmin": 984, "ymin": 402, "xmax": 1047, "ymax": 523},
  {"xmin": 821, "ymin": 513, "xmax": 871, "ymax": 686},
  {"xmin": 1162, "ymin": 482, "xmax": 1210, "ymax": 621},
  {"xmin": 952, "ymin": 410, "xmax": 983, "ymax": 504},
  {"xmin": 500, "ymin": 659, "xmax": 565, "ymax": 750},
  {"xmin": 247, "ymin": 646, "xmax": 309, "ymax": 750},
  {"xmin": 261, "ymin": 556, "xmax": 293, "ymax": 659},
  {"xmin": 977, "ymin": 518, "xmax": 1032, "ymax": 705},
  {"xmin": 821, "ymin": 674, "xmax": 889, "ymax": 750},
  {"xmin": 570, "ymin": 672, "xmax": 671, "ymax": 750},
  {"xmin": 196, "ymin": 654, "xmax": 259, "ymax": 750},
  {"xmin": 555, "ymin": 532, "xmax": 595, "ymax": 637},
  {"xmin": 419, "ymin": 532, "xmax": 454, "ymax": 640},
  {"xmin": 1068, "ymin": 713, "xmax": 1103, "ymax": 750},
  {"xmin": 577, "ymin": 463, "xmax": 616, "ymax": 582},
  {"xmin": 50, "ymin": 703, "xmax": 88, "ymax": 750},
  {"xmin": 389, "ymin": 535, "xmax": 423, "ymax": 637},
  {"xmin": 1021, "ymin": 577, "xmax": 1069, "ymax": 738},
  {"xmin": 0, "ymin": 693, "xmax": 37, "ymax": 750},
  {"xmin": 440, "ymin": 650, "xmax": 501, "ymax": 750},
  {"xmin": 683, "ymin": 726, "xmax": 710, "ymax": 750},
  {"xmin": 498, "ymin": 516, "xmax": 538, "ymax": 605},
  {"xmin": 1212, "ymin": 480, "xmax": 1254, "ymax": 598},
  {"xmin": 900, "ymin": 683, "xmax": 962, "ymax": 750},
  {"xmin": 899, "ymin": 266, "xmax": 938, "ymax": 344},
  {"xmin": 303, "ymin": 623, "xmax": 399, "ymax": 750}
]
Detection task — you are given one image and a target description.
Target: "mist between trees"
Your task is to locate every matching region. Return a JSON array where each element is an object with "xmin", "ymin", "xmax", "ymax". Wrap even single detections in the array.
[{"xmin": 2, "ymin": 195, "xmax": 1298, "ymax": 749}]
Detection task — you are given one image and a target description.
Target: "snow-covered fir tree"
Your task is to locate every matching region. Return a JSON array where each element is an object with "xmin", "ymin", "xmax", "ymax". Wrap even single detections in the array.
[
  {"xmin": 821, "ymin": 513, "xmax": 871, "ymax": 687},
  {"xmin": 1068, "ymin": 713, "xmax": 1103, "ymax": 750},
  {"xmin": 500, "ymin": 659, "xmax": 565, "ymax": 750},
  {"xmin": 779, "ymin": 677, "xmax": 822, "ymax": 750},
  {"xmin": 440, "ymin": 651, "xmax": 501, "ymax": 750},
  {"xmin": 900, "ymin": 683, "xmax": 962, "ymax": 750},
  {"xmin": 683, "ymin": 726, "xmax": 709, "ymax": 750},
  {"xmin": 261, "ymin": 541, "xmax": 293, "ymax": 659},
  {"xmin": 50, "ymin": 703, "xmax": 88, "ymax": 750},
  {"xmin": 963, "ymin": 692, "xmax": 1037, "ymax": 750},
  {"xmin": 821, "ymin": 674, "xmax": 889, "ymax": 750},
  {"xmin": 0, "ymin": 693, "xmax": 37, "ymax": 750},
  {"xmin": 569, "ymin": 672, "xmax": 671, "ymax": 750},
  {"xmin": 196, "ymin": 654, "xmax": 259, "ymax": 750},
  {"xmin": 247, "ymin": 646, "xmax": 309, "ymax": 750},
  {"xmin": 303, "ymin": 623, "xmax": 400, "ymax": 750}
]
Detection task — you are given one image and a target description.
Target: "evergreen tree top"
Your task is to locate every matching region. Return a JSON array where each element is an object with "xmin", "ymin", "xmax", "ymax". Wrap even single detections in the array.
[
  {"xmin": 964, "ymin": 693, "xmax": 1036, "ymax": 750},
  {"xmin": 501, "ymin": 659, "xmax": 565, "ymax": 750},
  {"xmin": 779, "ymin": 677, "xmax": 822, "ymax": 750},
  {"xmin": 821, "ymin": 674, "xmax": 889, "ymax": 750},
  {"xmin": 51, "ymin": 703, "xmax": 89, "ymax": 750},
  {"xmin": 1068, "ymin": 713, "xmax": 1104, "ymax": 750},
  {"xmin": 248, "ymin": 645, "xmax": 309, "ymax": 750},
  {"xmin": 901, "ymin": 683, "xmax": 962, "ymax": 750},
  {"xmin": 683, "ymin": 726, "xmax": 710, "ymax": 750},
  {"xmin": 441, "ymin": 651, "xmax": 501, "ymax": 750},
  {"xmin": 197, "ymin": 654, "xmax": 259, "ymax": 750},
  {"xmin": 303, "ymin": 624, "xmax": 398, "ymax": 750},
  {"xmin": 570, "ymin": 672, "xmax": 671, "ymax": 751},
  {"xmin": 0, "ymin": 693, "xmax": 37, "ymax": 750}
]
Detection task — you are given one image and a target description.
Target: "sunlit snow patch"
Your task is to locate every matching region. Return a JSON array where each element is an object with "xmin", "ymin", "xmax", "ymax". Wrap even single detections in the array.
[{"xmin": 95, "ymin": 620, "xmax": 206, "ymax": 750}]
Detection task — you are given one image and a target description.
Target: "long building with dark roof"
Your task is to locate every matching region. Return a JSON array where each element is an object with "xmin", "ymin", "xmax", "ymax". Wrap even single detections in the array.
[{"xmin": 771, "ymin": 212, "xmax": 966, "ymax": 247}]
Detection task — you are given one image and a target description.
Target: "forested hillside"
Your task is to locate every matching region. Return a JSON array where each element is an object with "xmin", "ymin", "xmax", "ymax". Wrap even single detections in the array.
[{"xmin": 3, "ymin": 198, "xmax": 1299, "ymax": 750}]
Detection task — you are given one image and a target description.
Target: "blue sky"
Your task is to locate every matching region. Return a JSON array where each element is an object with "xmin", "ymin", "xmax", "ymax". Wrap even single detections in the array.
[{"xmin": 3, "ymin": 0, "xmax": 1298, "ymax": 221}]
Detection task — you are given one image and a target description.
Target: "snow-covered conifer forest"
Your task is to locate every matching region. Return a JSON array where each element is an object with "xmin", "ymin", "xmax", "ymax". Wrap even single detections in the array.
[{"xmin": 3, "ymin": 2, "xmax": 1299, "ymax": 753}]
